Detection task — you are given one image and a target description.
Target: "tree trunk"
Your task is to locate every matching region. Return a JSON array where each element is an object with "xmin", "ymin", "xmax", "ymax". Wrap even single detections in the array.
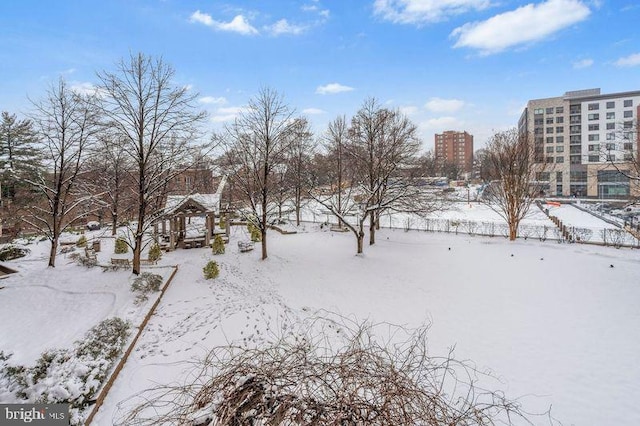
[
  {"xmin": 296, "ymin": 205, "xmax": 301, "ymax": 226},
  {"xmin": 111, "ymin": 213, "xmax": 118, "ymax": 236},
  {"xmin": 357, "ymin": 231, "xmax": 364, "ymax": 254},
  {"xmin": 369, "ymin": 211, "xmax": 376, "ymax": 245},
  {"xmin": 509, "ymin": 221, "xmax": 517, "ymax": 241},
  {"xmin": 261, "ymin": 229, "xmax": 268, "ymax": 260},
  {"xmin": 133, "ymin": 230, "xmax": 143, "ymax": 275},
  {"xmin": 48, "ymin": 238, "xmax": 58, "ymax": 268}
]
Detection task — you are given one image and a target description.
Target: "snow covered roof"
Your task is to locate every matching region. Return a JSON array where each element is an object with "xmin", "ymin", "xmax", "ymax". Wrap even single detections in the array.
[{"xmin": 163, "ymin": 193, "xmax": 221, "ymax": 216}]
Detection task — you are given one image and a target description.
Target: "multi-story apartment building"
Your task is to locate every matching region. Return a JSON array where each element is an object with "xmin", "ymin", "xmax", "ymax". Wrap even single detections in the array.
[
  {"xmin": 519, "ymin": 88, "xmax": 640, "ymax": 199},
  {"xmin": 434, "ymin": 130, "xmax": 474, "ymax": 178}
]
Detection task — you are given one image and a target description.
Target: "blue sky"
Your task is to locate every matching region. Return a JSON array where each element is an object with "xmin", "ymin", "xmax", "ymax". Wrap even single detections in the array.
[{"xmin": 1, "ymin": 0, "xmax": 639, "ymax": 150}]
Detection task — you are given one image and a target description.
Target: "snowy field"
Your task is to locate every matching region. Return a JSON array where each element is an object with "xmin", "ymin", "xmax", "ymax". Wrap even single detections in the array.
[
  {"xmin": 81, "ymin": 225, "xmax": 640, "ymax": 426},
  {"xmin": 2, "ymin": 208, "xmax": 640, "ymax": 425}
]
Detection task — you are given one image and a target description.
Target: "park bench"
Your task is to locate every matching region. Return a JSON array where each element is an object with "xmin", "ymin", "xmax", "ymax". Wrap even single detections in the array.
[
  {"xmin": 110, "ymin": 258, "xmax": 131, "ymax": 268},
  {"xmin": 238, "ymin": 241, "xmax": 254, "ymax": 252}
]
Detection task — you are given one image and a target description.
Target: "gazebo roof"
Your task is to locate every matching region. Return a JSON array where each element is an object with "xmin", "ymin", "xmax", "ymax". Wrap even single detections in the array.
[{"xmin": 163, "ymin": 193, "xmax": 221, "ymax": 216}]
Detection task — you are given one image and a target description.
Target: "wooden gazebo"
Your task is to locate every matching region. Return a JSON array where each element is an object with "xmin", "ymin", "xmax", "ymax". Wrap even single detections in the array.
[{"xmin": 155, "ymin": 193, "xmax": 221, "ymax": 250}]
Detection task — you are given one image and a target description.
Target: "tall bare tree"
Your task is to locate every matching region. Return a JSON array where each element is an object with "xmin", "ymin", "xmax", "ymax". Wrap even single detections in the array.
[
  {"xmin": 87, "ymin": 133, "xmax": 133, "ymax": 235},
  {"xmin": 322, "ymin": 115, "xmax": 350, "ymax": 227},
  {"xmin": 481, "ymin": 128, "xmax": 543, "ymax": 241},
  {"xmin": 313, "ymin": 99, "xmax": 432, "ymax": 254},
  {"xmin": 24, "ymin": 79, "xmax": 98, "ymax": 267},
  {"xmin": 286, "ymin": 117, "xmax": 315, "ymax": 226},
  {"xmin": 347, "ymin": 98, "xmax": 422, "ymax": 246},
  {"xmin": 603, "ymin": 121, "xmax": 640, "ymax": 190},
  {"xmin": 220, "ymin": 88, "xmax": 295, "ymax": 260},
  {"xmin": 97, "ymin": 53, "xmax": 206, "ymax": 274}
]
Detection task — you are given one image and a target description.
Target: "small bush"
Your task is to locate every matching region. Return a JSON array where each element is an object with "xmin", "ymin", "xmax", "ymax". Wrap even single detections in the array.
[
  {"xmin": 114, "ymin": 237, "xmax": 128, "ymax": 254},
  {"xmin": 211, "ymin": 234, "xmax": 225, "ymax": 255},
  {"xmin": 248, "ymin": 222, "xmax": 262, "ymax": 242},
  {"xmin": 0, "ymin": 245, "xmax": 29, "ymax": 261},
  {"xmin": 148, "ymin": 243, "xmax": 162, "ymax": 262},
  {"xmin": 203, "ymin": 260, "xmax": 219, "ymax": 280},
  {"xmin": 76, "ymin": 235, "xmax": 87, "ymax": 248},
  {"xmin": 77, "ymin": 255, "xmax": 97, "ymax": 268},
  {"xmin": 218, "ymin": 216, "xmax": 226, "ymax": 230},
  {"xmin": 131, "ymin": 273, "xmax": 163, "ymax": 304}
]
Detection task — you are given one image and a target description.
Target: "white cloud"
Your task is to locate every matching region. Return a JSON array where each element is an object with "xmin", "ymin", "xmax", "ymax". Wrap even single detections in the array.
[
  {"xmin": 573, "ymin": 58, "xmax": 594, "ymax": 69},
  {"xmin": 399, "ymin": 105, "xmax": 418, "ymax": 115},
  {"xmin": 315, "ymin": 83, "xmax": 354, "ymax": 95},
  {"xmin": 190, "ymin": 10, "xmax": 213, "ymax": 26},
  {"xmin": 302, "ymin": 108, "xmax": 325, "ymax": 115},
  {"xmin": 424, "ymin": 97, "xmax": 465, "ymax": 113},
  {"xmin": 374, "ymin": 0, "xmax": 491, "ymax": 25},
  {"xmin": 70, "ymin": 81, "xmax": 105, "ymax": 97},
  {"xmin": 199, "ymin": 96, "xmax": 227, "ymax": 105},
  {"xmin": 614, "ymin": 53, "xmax": 640, "ymax": 67},
  {"xmin": 190, "ymin": 11, "xmax": 258, "ymax": 35},
  {"xmin": 211, "ymin": 106, "xmax": 248, "ymax": 122},
  {"xmin": 266, "ymin": 19, "xmax": 307, "ymax": 36},
  {"xmin": 451, "ymin": 0, "xmax": 591, "ymax": 54}
]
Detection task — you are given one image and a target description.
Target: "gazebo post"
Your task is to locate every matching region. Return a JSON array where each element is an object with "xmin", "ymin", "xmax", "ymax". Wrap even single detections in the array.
[
  {"xmin": 204, "ymin": 214, "xmax": 211, "ymax": 247},
  {"xmin": 169, "ymin": 217, "xmax": 176, "ymax": 250}
]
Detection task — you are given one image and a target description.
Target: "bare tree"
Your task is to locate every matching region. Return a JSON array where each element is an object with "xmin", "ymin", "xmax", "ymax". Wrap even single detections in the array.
[
  {"xmin": 87, "ymin": 133, "xmax": 133, "ymax": 235},
  {"xmin": 602, "ymin": 121, "xmax": 640, "ymax": 195},
  {"xmin": 313, "ymin": 99, "xmax": 433, "ymax": 254},
  {"xmin": 97, "ymin": 53, "xmax": 206, "ymax": 274},
  {"xmin": 23, "ymin": 79, "xmax": 98, "ymax": 267},
  {"xmin": 481, "ymin": 128, "xmax": 543, "ymax": 241},
  {"xmin": 286, "ymin": 117, "xmax": 315, "ymax": 226},
  {"xmin": 322, "ymin": 115, "xmax": 350, "ymax": 227},
  {"xmin": 347, "ymin": 98, "xmax": 422, "ymax": 246},
  {"xmin": 220, "ymin": 88, "xmax": 295, "ymax": 260}
]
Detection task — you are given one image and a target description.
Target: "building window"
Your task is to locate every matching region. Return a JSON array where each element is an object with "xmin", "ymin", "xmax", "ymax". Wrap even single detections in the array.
[
  {"xmin": 570, "ymin": 155, "xmax": 582, "ymax": 164},
  {"xmin": 556, "ymin": 156, "xmax": 564, "ymax": 163},
  {"xmin": 546, "ymin": 146, "xmax": 554, "ymax": 153},
  {"xmin": 588, "ymin": 155, "xmax": 600, "ymax": 162},
  {"xmin": 606, "ymin": 154, "xmax": 616, "ymax": 162},
  {"xmin": 546, "ymin": 107, "xmax": 554, "ymax": 114},
  {"xmin": 588, "ymin": 103, "xmax": 599, "ymax": 110},
  {"xmin": 556, "ymin": 126, "xmax": 564, "ymax": 133},
  {"xmin": 624, "ymin": 121, "xmax": 633, "ymax": 129},
  {"xmin": 624, "ymin": 99, "xmax": 633, "ymax": 107},
  {"xmin": 556, "ymin": 136, "xmax": 564, "ymax": 143},
  {"xmin": 556, "ymin": 146, "xmax": 564, "ymax": 153},
  {"xmin": 606, "ymin": 112, "xmax": 615, "ymax": 119},
  {"xmin": 570, "ymin": 125, "xmax": 581, "ymax": 134},
  {"xmin": 570, "ymin": 135, "xmax": 581, "ymax": 143},
  {"xmin": 606, "ymin": 101, "xmax": 615, "ymax": 109},
  {"xmin": 546, "ymin": 156, "xmax": 554, "ymax": 164},
  {"xmin": 570, "ymin": 145, "xmax": 582, "ymax": 154},
  {"xmin": 556, "ymin": 116, "xmax": 564, "ymax": 124},
  {"xmin": 588, "ymin": 124, "xmax": 599, "ymax": 131},
  {"xmin": 624, "ymin": 154, "xmax": 633, "ymax": 161},
  {"xmin": 556, "ymin": 106, "xmax": 564, "ymax": 114},
  {"xmin": 624, "ymin": 142, "xmax": 633, "ymax": 150},
  {"xmin": 606, "ymin": 132, "xmax": 615, "ymax": 140},
  {"xmin": 588, "ymin": 144, "xmax": 600, "ymax": 151},
  {"xmin": 606, "ymin": 143, "xmax": 616, "ymax": 151},
  {"xmin": 588, "ymin": 113, "xmax": 599, "ymax": 120},
  {"xmin": 546, "ymin": 127, "xmax": 554, "ymax": 134},
  {"xmin": 546, "ymin": 117, "xmax": 554, "ymax": 124},
  {"xmin": 546, "ymin": 137, "xmax": 554, "ymax": 143},
  {"xmin": 624, "ymin": 110, "xmax": 633, "ymax": 118},
  {"xmin": 536, "ymin": 172, "xmax": 550, "ymax": 181},
  {"xmin": 534, "ymin": 108, "xmax": 544, "ymax": 114},
  {"xmin": 570, "ymin": 171, "xmax": 588, "ymax": 182},
  {"xmin": 588, "ymin": 134, "xmax": 599, "ymax": 141},
  {"xmin": 606, "ymin": 122, "xmax": 616, "ymax": 130},
  {"xmin": 556, "ymin": 171, "xmax": 563, "ymax": 180}
]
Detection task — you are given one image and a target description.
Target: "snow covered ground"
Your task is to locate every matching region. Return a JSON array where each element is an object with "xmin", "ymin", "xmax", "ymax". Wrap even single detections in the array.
[{"xmin": 2, "ymin": 209, "xmax": 640, "ymax": 425}]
